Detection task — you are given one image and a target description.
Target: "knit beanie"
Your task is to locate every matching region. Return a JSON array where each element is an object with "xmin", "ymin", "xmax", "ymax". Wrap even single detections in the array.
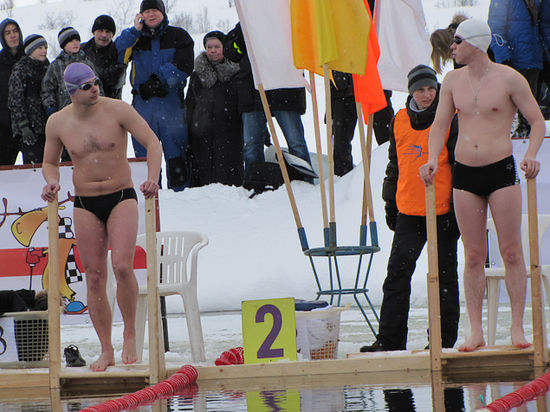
[
  {"xmin": 407, "ymin": 64, "xmax": 438, "ymax": 95},
  {"xmin": 58, "ymin": 27, "xmax": 80, "ymax": 49},
  {"xmin": 203, "ymin": 30, "xmax": 224, "ymax": 47},
  {"xmin": 24, "ymin": 34, "xmax": 47, "ymax": 56},
  {"xmin": 455, "ymin": 18, "xmax": 492, "ymax": 52},
  {"xmin": 140, "ymin": 0, "xmax": 166, "ymax": 14},
  {"xmin": 64, "ymin": 62, "xmax": 95, "ymax": 95},
  {"xmin": 92, "ymin": 15, "xmax": 116, "ymax": 34}
]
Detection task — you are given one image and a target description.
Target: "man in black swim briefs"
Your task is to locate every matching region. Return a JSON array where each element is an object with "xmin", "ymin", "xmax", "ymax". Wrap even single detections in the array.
[
  {"xmin": 420, "ymin": 19, "xmax": 544, "ymax": 352},
  {"xmin": 41, "ymin": 62, "xmax": 162, "ymax": 371},
  {"xmin": 74, "ymin": 188, "xmax": 138, "ymax": 224},
  {"xmin": 452, "ymin": 155, "xmax": 519, "ymax": 197}
]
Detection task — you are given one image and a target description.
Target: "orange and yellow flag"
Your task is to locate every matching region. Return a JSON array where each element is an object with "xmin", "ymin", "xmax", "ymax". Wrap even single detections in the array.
[{"xmin": 291, "ymin": 0, "xmax": 370, "ymax": 76}]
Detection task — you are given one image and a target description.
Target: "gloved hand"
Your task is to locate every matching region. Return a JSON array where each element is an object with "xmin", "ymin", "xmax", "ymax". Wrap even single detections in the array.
[
  {"xmin": 139, "ymin": 74, "xmax": 168, "ymax": 100},
  {"xmin": 385, "ymin": 201, "xmax": 398, "ymax": 231},
  {"xmin": 19, "ymin": 121, "xmax": 37, "ymax": 145}
]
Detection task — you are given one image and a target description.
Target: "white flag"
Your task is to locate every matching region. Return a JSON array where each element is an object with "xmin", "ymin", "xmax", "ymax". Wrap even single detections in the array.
[
  {"xmin": 375, "ymin": 0, "xmax": 431, "ymax": 92},
  {"xmin": 235, "ymin": 0, "xmax": 306, "ymax": 90}
]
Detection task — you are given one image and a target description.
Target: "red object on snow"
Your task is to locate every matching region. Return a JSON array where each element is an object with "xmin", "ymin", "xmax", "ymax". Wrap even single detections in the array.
[{"xmin": 215, "ymin": 347, "xmax": 244, "ymax": 366}]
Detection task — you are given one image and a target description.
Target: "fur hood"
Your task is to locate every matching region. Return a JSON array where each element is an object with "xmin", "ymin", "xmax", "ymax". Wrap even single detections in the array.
[{"xmin": 194, "ymin": 52, "xmax": 239, "ymax": 88}]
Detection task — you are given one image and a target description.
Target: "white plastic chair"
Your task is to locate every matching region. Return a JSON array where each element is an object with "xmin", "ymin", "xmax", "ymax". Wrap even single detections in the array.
[
  {"xmin": 107, "ymin": 231, "xmax": 208, "ymax": 362},
  {"xmin": 485, "ymin": 214, "xmax": 550, "ymax": 345}
]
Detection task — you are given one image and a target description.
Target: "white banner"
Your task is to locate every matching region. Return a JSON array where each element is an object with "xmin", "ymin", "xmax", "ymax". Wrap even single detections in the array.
[{"xmin": 0, "ymin": 160, "xmax": 149, "ymax": 324}]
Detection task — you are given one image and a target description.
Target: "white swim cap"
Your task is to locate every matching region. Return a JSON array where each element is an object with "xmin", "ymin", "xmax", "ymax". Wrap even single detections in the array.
[{"xmin": 455, "ymin": 18, "xmax": 492, "ymax": 52}]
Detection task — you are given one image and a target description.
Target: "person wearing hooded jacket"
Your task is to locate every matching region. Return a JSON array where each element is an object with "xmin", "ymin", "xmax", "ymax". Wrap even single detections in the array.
[
  {"xmin": 115, "ymin": 0, "xmax": 194, "ymax": 191},
  {"xmin": 360, "ymin": 65, "xmax": 460, "ymax": 352},
  {"xmin": 186, "ymin": 31, "xmax": 242, "ymax": 187},
  {"xmin": 9, "ymin": 34, "xmax": 50, "ymax": 165},
  {"xmin": 0, "ymin": 18, "xmax": 24, "ymax": 165}
]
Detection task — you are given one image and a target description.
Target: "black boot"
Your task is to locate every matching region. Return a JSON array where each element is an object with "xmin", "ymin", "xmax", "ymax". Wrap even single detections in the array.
[
  {"xmin": 64, "ymin": 344, "xmax": 86, "ymax": 367},
  {"xmin": 360, "ymin": 340, "xmax": 389, "ymax": 352}
]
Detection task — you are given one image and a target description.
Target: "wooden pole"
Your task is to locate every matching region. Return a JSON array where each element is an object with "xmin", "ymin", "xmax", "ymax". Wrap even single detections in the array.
[
  {"xmin": 257, "ymin": 84, "xmax": 305, "ymax": 232},
  {"xmin": 526, "ymin": 178, "xmax": 546, "ymax": 366},
  {"xmin": 145, "ymin": 197, "xmax": 165, "ymax": 384},
  {"xmin": 323, "ymin": 64, "xmax": 336, "ymax": 247},
  {"xmin": 425, "ymin": 183, "xmax": 442, "ymax": 371},
  {"xmin": 47, "ymin": 196, "xmax": 61, "ymax": 389},
  {"xmin": 308, "ymin": 71, "xmax": 329, "ymax": 233},
  {"xmin": 357, "ymin": 108, "xmax": 375, "ymax": 225},
  {"xmin": 430, "ymin": 371, "xmax": 446, "ymax": 412}
]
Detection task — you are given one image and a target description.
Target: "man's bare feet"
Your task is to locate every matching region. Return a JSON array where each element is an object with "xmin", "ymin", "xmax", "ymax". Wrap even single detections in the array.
[
  {"xmin": 122, "ymin": 336, "xmax": 138, "ymax": 365},
  {"xmin": 90, "ymin": 350, "xmax": 115, "ymax": 372},
  {"xmin": 458, "ymin": 334, "xmax": 486, "ymax": 352},
  {"xmin": 511, "ymin": 326, "xmax": 531, "ymax": 349}
]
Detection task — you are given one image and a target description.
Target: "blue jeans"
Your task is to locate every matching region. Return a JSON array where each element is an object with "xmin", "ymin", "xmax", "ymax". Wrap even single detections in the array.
[{"xmin": 242, "ymin": 110, "xmax": 311, "ymax": 174}]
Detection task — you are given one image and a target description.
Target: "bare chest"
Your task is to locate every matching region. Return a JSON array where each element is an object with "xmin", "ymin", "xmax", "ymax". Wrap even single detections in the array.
[
  {"xmin": 452, "ymin": 75, "xmax": 512, "ymax": 117},
  {"xmin": 62, "ymin": 119, "xmax": 123, "ymax": 159}
]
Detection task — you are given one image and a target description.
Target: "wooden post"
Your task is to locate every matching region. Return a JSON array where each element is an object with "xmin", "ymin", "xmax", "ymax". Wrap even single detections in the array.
[
  {"xmin": 425, "ymin": 184, "xmax": 442, "ymax": 371},
  {"xmin": 430, "ymin": 371, "xmax": 445, "ymax": 412},
  {"xmin": 323, "ymin": 64, "xmax": 336, "ymax": 247},
  {"xmin": 145, "ymin": 197, "xmax": 165, "ymax": 384},
  {"xmin": 526, "ymin": 178, "xmax": 546, "ymax": 366},
  {"xmin": 257, "ymin": 84, "xmax": 306, "ymax": 233},
  {"xmin": 308, "ymin": 71, "xmax": 329, "ymax": 232},
  {"xmin": 47, "ymin": 196, "xmax": 61, "ymax": 389},
  {"xmin": 357, "ymin": 108, "xmax": 375, "ymax": 225}
]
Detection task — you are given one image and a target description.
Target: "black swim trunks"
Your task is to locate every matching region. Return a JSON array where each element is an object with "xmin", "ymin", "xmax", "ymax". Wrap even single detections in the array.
[
  {"xmin": 452, "ymin": 155, "xmax": 519, "ymax": 197},
  {"xmin": 74, "ymin": 188, "xmax": 138, "ymax": 223}
]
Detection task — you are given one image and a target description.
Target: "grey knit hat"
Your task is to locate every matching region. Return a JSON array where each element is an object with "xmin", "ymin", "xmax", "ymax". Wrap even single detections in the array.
[
  {"xmin": 24, "ymin": 34, "xmax": 47, "ymax": 56},
  {"xmin": 407, "ymin": 64, "xmax": 438, "ymax": 95},
  {"xmin": 58, "ymin": 26, "xmax": 80, "ymax": 49}
]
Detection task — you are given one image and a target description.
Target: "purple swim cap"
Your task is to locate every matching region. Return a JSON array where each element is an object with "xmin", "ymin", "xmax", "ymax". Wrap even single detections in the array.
[{"xmin": 64, "ymin": 62, "xmax": 95, "ymax": 95}]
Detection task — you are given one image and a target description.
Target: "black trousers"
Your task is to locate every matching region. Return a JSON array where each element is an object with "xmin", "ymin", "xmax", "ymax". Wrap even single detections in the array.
[
  {"xmin": 332, "ymin": 95, "xmax": 357, "ymax": 177},
  {"xmin": 0, "ymin": 127, "xmax": 19, "ymax": 166},
  {"xmin": 377, "ymin": 212, "xmax": 460, "ymax": 350}
]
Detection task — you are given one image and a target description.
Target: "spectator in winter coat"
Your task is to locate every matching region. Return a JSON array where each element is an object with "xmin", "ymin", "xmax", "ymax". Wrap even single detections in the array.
[
  {"xmin": 488, "ymin": 0, "xmax": 544, "ymax": 136},
  {"xmin": 82, "ymin": 15, "xmax": 126, "ymax": 99},
  {"xmin": 361, "ymin": 65, "xmax": 460, "ymax": 352},
  {"xmin": 115, "ymin": 0, "xmax": 194, "ymax": 192},
  {"xmin": 8, "ymin": 34, "xmax": 50, "ymax": 164},
  {"xmin": 186, "ymin": 31, "xmax": 242, "ymax": 187},
  {"xmin": 41, "ymin": 26, "xmax": 102, "ymax": 162},
  {"xmin": 0, "ymin": 18, "xmax": 24, "ymax": 165},
  {"xmin": 223, "ymin": 22, "xmax": 312, "ymax": 182}
]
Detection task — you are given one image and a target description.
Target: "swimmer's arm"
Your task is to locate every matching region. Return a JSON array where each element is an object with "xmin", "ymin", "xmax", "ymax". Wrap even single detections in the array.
[
  {"xmin": 41, "ymin": 116, "xmax": 64, "ymax": 201},
  {"xmin": 428, "ymin": 75, "xmax": 456, "ymax": 165},
  {"xmin": 119, "ymin": 101, "xmax": 162, "ymax": 185}
]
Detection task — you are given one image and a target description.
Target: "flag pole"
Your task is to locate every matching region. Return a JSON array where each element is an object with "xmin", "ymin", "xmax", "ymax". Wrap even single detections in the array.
[
  {"xmin": 309, "ymin": 71, "xmax": 329, "ymax": 246},
  {"xmin": 323, "ymin": 63, "xmax": 337, "ymax": 247},
  {"xmin": 258, "ymin": 83, "xmax": 309, "ymax": 251},
  {"xmin": 356, "ymin": 106, "xmax": 376, "ymax": 246}
]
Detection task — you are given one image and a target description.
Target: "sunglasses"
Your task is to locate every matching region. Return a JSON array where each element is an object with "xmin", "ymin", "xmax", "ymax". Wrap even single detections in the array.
[
  {"xmin": 453, "ymin": 36, "xmax": 465, "ymax": 44},
  {"xmin": 79, "ymin": 78, "xmax": 100, "ymax": 91}
]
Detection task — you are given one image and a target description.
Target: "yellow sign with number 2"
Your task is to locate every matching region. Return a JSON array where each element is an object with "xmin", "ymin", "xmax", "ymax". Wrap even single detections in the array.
[{"xmin": 242, "ymin": 297, "xmax": 297, "ymax": 364}]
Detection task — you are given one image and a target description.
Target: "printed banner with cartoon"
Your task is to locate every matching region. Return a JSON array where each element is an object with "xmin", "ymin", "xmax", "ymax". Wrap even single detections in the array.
[{"xmin": 0, "ymin": 160, "xmax": 149, "ymax": 324}]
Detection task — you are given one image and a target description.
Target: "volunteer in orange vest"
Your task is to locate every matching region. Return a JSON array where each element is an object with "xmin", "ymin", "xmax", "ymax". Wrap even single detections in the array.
[{"xmin": 361, "ymin": 64, "xmax": 460, "ymax": 352}]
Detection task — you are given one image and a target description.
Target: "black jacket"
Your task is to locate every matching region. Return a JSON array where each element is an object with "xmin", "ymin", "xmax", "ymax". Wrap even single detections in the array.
[
  {"xmin": 0, "ymin": 18, "xmax": 24, "ymax": 131},
  {"xmin": 186, "ymin": 52, "xmax": 243, "ymax": 187},
  {"xmin": 81, "ymin": 38, "xmax": 126, "ymax": 99},
  {"xmin": 223, "ymin": 23, "xmax": 306, "ymax": 114}
]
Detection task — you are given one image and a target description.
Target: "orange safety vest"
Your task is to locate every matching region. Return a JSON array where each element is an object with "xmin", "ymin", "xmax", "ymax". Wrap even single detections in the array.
[{"xmin": 394, "ymin": 108, "xmax": 452, "ymax": 216}]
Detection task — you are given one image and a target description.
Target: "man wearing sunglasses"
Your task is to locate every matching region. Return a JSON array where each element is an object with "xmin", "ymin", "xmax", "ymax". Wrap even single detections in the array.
[
  {"xmin": 420, "ymin": 19, "xmax": 545, "ymax": 352},
  {"xmin": 41, "ymin": 62, "xmax": 162, "ymax": 372}
]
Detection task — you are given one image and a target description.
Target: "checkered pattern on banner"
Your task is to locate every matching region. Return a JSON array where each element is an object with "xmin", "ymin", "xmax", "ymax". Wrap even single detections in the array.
[
  {"xmin": 58, "ymin": 217, "xmax": 74, "ymax": 239},
  {"xmin": 65, "ymin": 247, "xmax": 82, "ymax": 284}
]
